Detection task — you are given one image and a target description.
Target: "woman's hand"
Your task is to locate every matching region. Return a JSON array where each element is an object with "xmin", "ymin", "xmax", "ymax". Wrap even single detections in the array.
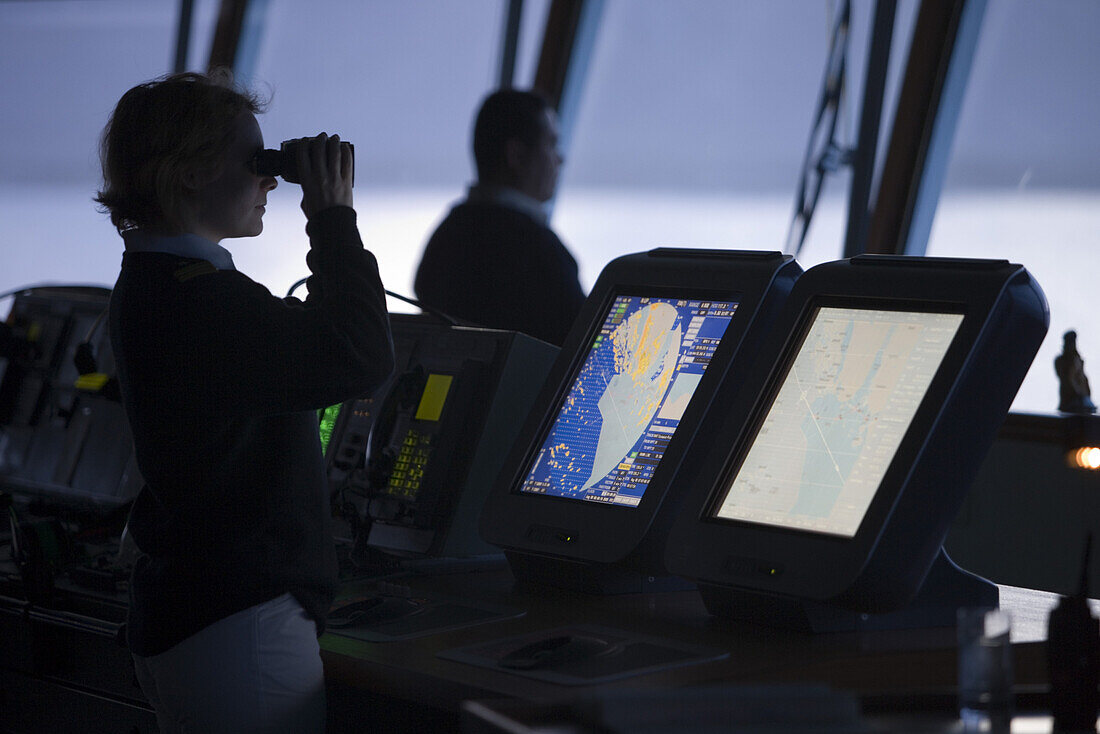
[{"xmin": 297, "ymin": 132, "xmax": 354, "ymax": 219}]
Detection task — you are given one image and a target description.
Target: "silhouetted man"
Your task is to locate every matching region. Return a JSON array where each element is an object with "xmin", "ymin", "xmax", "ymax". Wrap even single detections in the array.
[{"xmin": 414, "ymin": 89, "xmax": 586, "ymax": 346}]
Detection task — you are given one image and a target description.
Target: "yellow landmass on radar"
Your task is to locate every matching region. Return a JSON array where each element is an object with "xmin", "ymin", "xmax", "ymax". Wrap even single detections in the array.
[
  {"xmin": 633, "ymin": 314, "xmax": 668, "ymax": 381},
  {"xmin": 608, "ymin": 303, "xmax": 680, "ymax": 430}
]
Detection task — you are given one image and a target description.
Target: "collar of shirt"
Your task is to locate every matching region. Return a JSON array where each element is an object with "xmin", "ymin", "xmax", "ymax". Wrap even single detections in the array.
[
  {"xmin": 466, "ymin": 183, "xmax": 549, "ymax": 226},
  {"xmin": 122, "ymin": 230, "xmax": 237, "ymax": 271}
]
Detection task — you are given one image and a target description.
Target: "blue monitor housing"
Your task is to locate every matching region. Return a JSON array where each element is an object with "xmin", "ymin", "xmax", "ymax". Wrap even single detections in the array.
[
  {"xmin": 663, "ymin": 256, "xmax": 1048, "ymax": 631},
  {"xmin": 480, "ymin": 249, "xmax": 801, "ymax": 593}
]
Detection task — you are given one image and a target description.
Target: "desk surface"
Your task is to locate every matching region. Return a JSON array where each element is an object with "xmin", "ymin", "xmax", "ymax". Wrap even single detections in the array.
[
  {"xmin": 0, "ymin": 544, "xmax": 1081, "ymax": 732},
  {"xmin": 319, "ymin": 567, "xmax": 1064, "ymax": 715}
]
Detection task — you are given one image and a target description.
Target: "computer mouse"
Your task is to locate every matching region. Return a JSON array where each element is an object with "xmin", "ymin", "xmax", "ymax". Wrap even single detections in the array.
[
  {"xmin": 327, "ymin": 595, "xmax": 424, "ymax": 628},
  {"xmin": 498, "ymin": 634, "xmax": 614, "ymax": 670}
]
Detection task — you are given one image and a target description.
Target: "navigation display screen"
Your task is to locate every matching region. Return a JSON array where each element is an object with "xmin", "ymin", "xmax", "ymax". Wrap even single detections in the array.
[
  {"xmin": 519, "ymin": 295, "xmax": 737, "ymax": 507},
  {"xmin": 712, "ymin": 306, "xmax": 964, "ymax": 537}
]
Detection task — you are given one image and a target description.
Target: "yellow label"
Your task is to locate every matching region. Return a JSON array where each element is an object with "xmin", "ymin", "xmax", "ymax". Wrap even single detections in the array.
[
  {"xmin": 75, "ymin": 373, "xmax": 110, "ymax": 391},
  {"xmin": 414, "ymin": 374, "xmax": 453, "ymax": 422}
]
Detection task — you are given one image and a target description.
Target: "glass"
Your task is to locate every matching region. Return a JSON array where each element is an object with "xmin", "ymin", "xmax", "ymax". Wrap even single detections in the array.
[
  {"xmin": 957, "ymin": 607, "xmax": 1014, "ymax": 732},
  {"xmin": 246, "ymin": 0, "xmax": 507, "ymax": 305},
  {"xmin": 555, "ymin": 0, "xmax": 921, "ymax": 286},
  {"xmin": 0, "ymin": 1, "xmax": 217, "ymax": 297},
  {"xmin": 926, "ymin": 1, "xmax": 1100, "ymax": 413}
]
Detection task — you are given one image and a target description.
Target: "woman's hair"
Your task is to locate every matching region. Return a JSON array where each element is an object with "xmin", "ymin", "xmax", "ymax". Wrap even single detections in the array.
[{"xmin": 95, "ymin": 70, "xmax": 266, "ymax": 232}]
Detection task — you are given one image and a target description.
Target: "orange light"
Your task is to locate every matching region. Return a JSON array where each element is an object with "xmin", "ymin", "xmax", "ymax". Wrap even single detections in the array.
[{"xmin": 1072, "ymin": 447, "xmax": 1100, "ymax": 470}]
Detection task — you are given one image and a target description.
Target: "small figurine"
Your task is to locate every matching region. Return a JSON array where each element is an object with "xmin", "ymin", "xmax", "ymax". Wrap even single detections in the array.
[{"xmin": 1055, "ymin": 330, "xmax": 1097, "ymax": 414}]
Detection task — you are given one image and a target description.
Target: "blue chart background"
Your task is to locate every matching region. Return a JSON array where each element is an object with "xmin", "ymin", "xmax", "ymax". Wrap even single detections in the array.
[{"xmin": 521, "ymin": 295, "xmax": 733, "ymax": 503}]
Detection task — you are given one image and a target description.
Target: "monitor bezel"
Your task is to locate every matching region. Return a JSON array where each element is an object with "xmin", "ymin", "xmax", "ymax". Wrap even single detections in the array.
[
  {"xmin": 701, "ymin": 294, "xmax": 969, "ymax": 544},
  {"xmin": 658, "ymin": 255, "xmax": 1040, "ymax": 603},
  {"xmin": 513, "ymin": 287, "xmax": 742, "ymax": 511}
]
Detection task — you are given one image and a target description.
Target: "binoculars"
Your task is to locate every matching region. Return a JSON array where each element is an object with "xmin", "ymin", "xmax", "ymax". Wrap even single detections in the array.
[{"xmin": 251, "ymin": 138, "xmax": 355, "ymax": 186}]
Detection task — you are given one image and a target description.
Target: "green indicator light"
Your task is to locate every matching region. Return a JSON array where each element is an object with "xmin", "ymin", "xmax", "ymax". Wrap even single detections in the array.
[{"xmin": 318, "ymin": 403, "xmax": 342, "ymax": 455}]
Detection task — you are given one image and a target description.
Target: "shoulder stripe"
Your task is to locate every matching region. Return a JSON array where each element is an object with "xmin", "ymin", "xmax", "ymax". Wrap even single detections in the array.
[{"xmin": 174, "ymin": 261, "xmax": 218, "ymax": 282}]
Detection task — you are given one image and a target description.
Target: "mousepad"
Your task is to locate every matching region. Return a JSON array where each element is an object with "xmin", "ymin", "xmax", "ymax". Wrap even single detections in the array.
[
  {"xmin": 437, "ymin": 624, "xmax": 729, "ymax": 685},
  {"xmin": 325, "ymin": 592, "xmax": 525, "ymax": 643}
]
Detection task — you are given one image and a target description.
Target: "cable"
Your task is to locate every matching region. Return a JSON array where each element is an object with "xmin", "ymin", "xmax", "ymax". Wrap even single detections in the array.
[
  {"xmin": 382, "ymin": 290, "xmax": 460, "ymax": 326},
  {"xmin": 83, "ymin": 306, "xmax": 110, "ymax": 344},
  {"xmin": 286, "ymin": 277, "xmax": 460, "ymax": 327},
  {"xmin": 286, "ymin": 276, "xmax": 308, "ymax": 297},
  {"xmin": 73, "ymin": 303, "xmax": 112, "ymax": 376}
]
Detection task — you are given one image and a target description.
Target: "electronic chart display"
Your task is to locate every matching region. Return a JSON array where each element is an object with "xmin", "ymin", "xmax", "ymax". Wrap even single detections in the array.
[
  {"xmin": 660, "ymin": 256, "xmax": 1048, "ymax": 626},
  {"xmin": 519, "ymin": 295, "xmax": 737, "ymax": 507},
  {"xmin": 712, "ymin": 306, "xmax": 964, "ymax": 537}
]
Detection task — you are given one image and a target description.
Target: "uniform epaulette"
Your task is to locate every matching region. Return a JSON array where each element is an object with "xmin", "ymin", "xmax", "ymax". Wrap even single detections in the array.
[{"xmin": 174, "ymin": 261, "xmax": 218, "ymax": 282}]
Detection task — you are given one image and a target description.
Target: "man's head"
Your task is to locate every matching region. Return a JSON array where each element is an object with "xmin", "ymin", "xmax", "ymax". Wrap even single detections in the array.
[
  {"xmin": 96, "ymin": 71, "xmax": 270, "ymax": 234},
  {"xmin": 472, "ymin": 89, "xmax": 563, "ymax": 202}
]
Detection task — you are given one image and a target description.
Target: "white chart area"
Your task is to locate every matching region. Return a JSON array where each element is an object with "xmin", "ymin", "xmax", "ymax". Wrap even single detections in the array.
[
  {"xmin": 656, "ymin": 372, "xmax": 702, "ymax": 422},
  {"xmin": 582, "ymin": 302, "xmax": 681, "ymax": 491},
  {"xmin": 714, "ymin": 307, "xmax": 964, "ymax": 537}
]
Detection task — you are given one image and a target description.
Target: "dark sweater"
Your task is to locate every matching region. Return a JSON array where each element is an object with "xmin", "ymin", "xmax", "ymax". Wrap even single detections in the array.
[
  {"xmin": 414, "ymin": 201, "xmax": 586, "ymax": 346},
  {"xmin": 110, "ymin": 206, "xmax": 394, "ymax": 656}
]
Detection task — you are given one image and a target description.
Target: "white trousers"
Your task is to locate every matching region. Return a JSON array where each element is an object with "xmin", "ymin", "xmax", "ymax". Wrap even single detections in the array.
[{"xmin": 132, "ymin": 593, "xmax": 326, "ymax": 734}]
